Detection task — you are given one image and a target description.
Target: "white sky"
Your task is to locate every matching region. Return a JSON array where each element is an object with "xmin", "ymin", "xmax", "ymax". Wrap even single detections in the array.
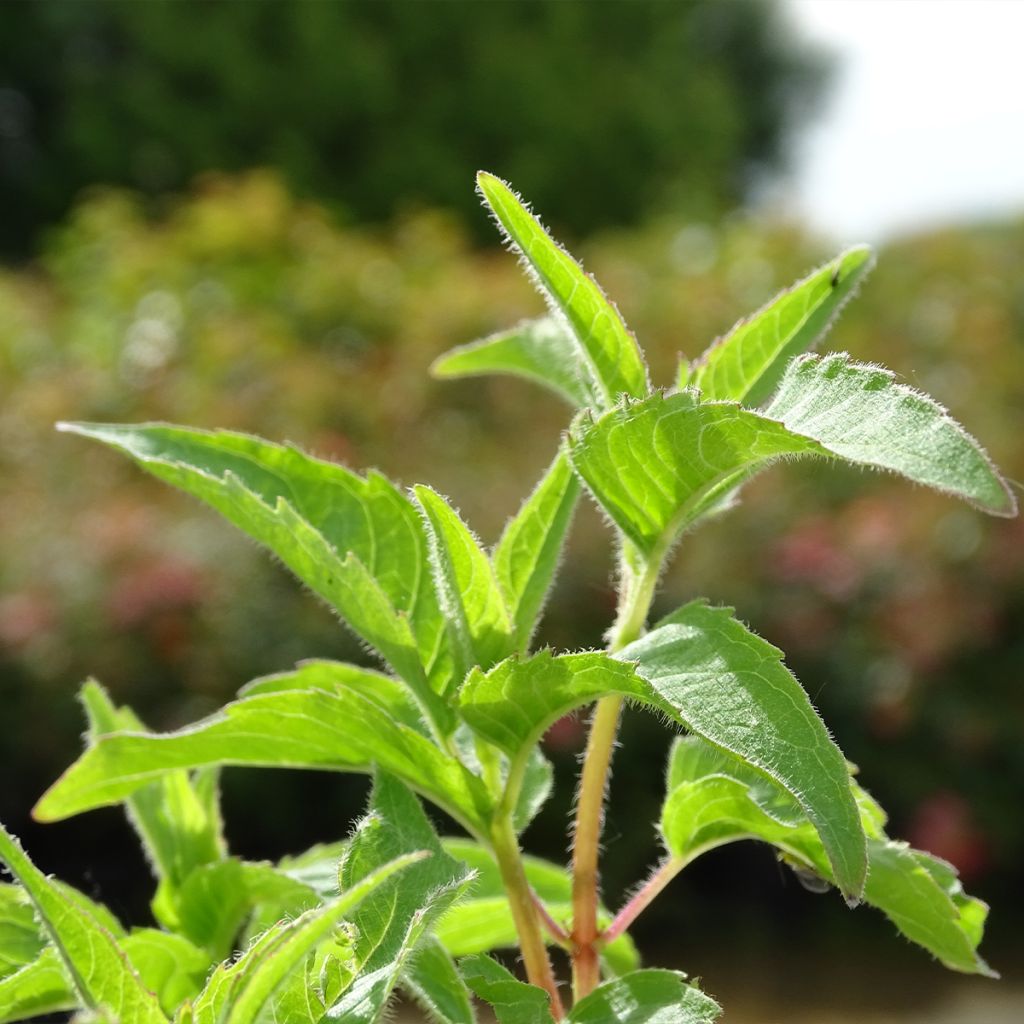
[{"xmin": 781, "ymin": 0, "xmax": 1024, "ymax": 244}]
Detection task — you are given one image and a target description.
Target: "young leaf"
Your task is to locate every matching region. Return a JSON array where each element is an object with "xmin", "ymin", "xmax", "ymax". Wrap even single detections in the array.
[
  {"xmin": 492, "ymin": 452, "xmax": 580, "ymax": 652},
  {"xmin": 0, "ymin": 821, "xmax": 168, "ymax": 1024},
  {"xmin": 662, "ymin": 737, "xmax": 994, "ymax": 976},
  {"xmin": 35, "ymin": 667, "xmax": 492, "ymax": 836},
  {"xmin": 121, "ymin": 930, "xmax": 212, "ymax": 1015},
  {"xmin": 763, "ymin": 353, "xmax": 1017, "ymax": 516},
  {"xmin": 566, "ymin": 969, "xmax": 720, "ymax": 1024},
  {"xmin": 326, "ymin": 773, "xmax": 473, "ymax": 1022},
  {"xmin": 437, "ymin": 840, "xmax": 639, "ymax": 977},
  {"xmin": 81, "ymin": 680, "xmax": 224, "ymax": 894},
  {"xmin": 0, "ymin": 948, "xmax": 77, "ymax": 1023},
  {"xmin": 400, "ymin": 937, "xmax": 477, "ymax": 1024},
  {"xmin": 691, "ymin": 246, "xmax": 874, "ymax": 406},
  {"xmin": 620, "ymin": 601, "xmax": 867, "ymax": 902},
  {"xmin": 58, "ymin": 422, "xmax": 454, "ymax": 724},
  {"xmin": 566, "ymin": 391, "xmax": 827, "ymax": 557},
  {"xmin": 459, "ymin": 953, "xmax": 555, "ymax": 1024},
  {"xmin": 432, "ymin": 316, "xmax": 592, "ymax": 408},
  {"xmin": 414, "ymin": 485, "xmax": 515, "ymax": 683},
  {"xmin": 477, "ymin": 172, "xmax": 649, "ymax": 407}
]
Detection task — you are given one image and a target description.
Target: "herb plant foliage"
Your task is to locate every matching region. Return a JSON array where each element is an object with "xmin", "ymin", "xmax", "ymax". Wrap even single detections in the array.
[{"xmin": 1, "ymin": 174, "xmax": 1014, "ymax": 1022}]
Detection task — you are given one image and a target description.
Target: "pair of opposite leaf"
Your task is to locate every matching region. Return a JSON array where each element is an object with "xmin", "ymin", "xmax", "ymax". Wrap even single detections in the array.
[{"xmin": 2, "ymin": 173, "xmax": 1013, "ymax": 1023}]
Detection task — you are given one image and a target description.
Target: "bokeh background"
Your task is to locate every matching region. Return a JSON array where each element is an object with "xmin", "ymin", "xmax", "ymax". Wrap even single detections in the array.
[{"xmin": 1, "ymin": 2, "xmax": 1021, "ymax": 1021}]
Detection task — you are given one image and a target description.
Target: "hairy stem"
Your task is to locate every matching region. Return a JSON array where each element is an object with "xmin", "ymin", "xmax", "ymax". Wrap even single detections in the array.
[
  {"xmin": 491, "ymin": 814, "xmax": 565, "ymax": 1017},
  {"xmin": 570, "ymin": 549, "xmax": 661, "ymax": 1000},
  {"xmin": 602, "ymin": 855, "xmax": 683, "ymax": 944}
]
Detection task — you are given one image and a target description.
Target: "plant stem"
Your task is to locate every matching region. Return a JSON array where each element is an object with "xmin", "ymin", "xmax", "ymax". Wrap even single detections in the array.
[
  {"xmin": 491, "ymin": 813, "xmax": 565, "ymax": 1018},
  {"xmin": 570, "ymin": 549, "xmax": 661, "ymax": 1001},
  {"xmin": 602, "ymin": 856, "xmax": 683, "ymax": 944}
]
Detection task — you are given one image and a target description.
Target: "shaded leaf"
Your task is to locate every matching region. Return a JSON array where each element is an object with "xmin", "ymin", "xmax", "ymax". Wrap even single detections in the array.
[
  {"xmin": 122, "ymin": 930, "xmax": 211, "ymax": 1016},
  {"xmin": 401, "ymin": 937, "xmax": 476, "ymax": 1024},
  {"xmin": 566, "ymin": 969, "xmax": 720, "ymax": 1024},
  {"xmin": 0, "ymin": 887, "xmax": 45, "ymax": 979},
  {"xmin": 458, "ymin": 953, "xmax": 554, "ymax": 1024},
  {"xmin": 691, "ymin": 247, "xmax": 874, "ymax": 406},
  {"xmin": 432, "ymin": 316, "xmax": 591, "ymax": 408},
  {"xmin": 477, "ymin": 173, "xmax": 648, "ymax": 407}
]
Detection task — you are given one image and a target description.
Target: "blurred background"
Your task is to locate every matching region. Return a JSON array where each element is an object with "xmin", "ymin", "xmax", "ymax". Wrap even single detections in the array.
[{"xmin": 0, "ymin": 1, "xmax": 1021, "ymax": 1020}]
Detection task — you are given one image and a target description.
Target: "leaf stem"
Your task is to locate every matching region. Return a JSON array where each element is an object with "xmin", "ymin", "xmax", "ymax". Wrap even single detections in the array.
[
  {"xmin": 570, "ymin": 548, "xmax": 661, "ymax": 1000},
  {"xmin": 601, "ymin": 855, "xmax": 683, "ymax": 944},
  {"xmin": 490, "ymin": 813, "xmax": 565, "ymax": 1018}
]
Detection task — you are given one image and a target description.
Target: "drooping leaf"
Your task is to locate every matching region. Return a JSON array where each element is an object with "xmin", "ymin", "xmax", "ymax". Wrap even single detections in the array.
[
  {"xmin": 620, "ymin": 601, "xmax": 867, "ymax": 902},
  {"xmin": 81, "ymin": 680, "xmax": 224, "ymax": 896},
  {"xmin": 492, "ymin": 452, "xmax": 580, "ymax": 652},
  {"xmin": 0, "ymin": 949, "xmax": 77, "ymax": 1023},
  {"xmin": 57, "ymin": 422, "xmax": 453, "ymax": 725},
  {"xmin": 437, "ymin": 840, "xmax": 639, "ymax": 977},
  {"xmin": 325, "ymin": 774, "xmax": 473, "ymax": 1023},
  {"xmin": 400, "ymin": 937, "xmax": 476, "ymax": 1024},
  {"xmin": 566, "ymin": 969, "xmax": 720, "ymax": 1024},
  {"xmin": 432, "ymin": 316, "xmax": 592, "ymax": 408},
  {"xmin": 764, "ymin": 353, "xmax": 1016, "ymax": 516},
  {"xmin": 566, "ymin": 391, "xmax": 826, "ymax": 557},
  {"xmin": 691, "ymin": 247, "xmax": 874, "ymax": 406},
  {"xmin": 662, "ymin": 737, "xmax": 994, "ymax": 976},
  {"xmin": 414, "ymin": 485, "xmax": 514, "ymax": 684},
  {"xmin": 458, "ymin": 953, "xmax": 555, "ymax": 1024},
  {"xmin": 36, "ymin": 667, "xmax": 492, "ymax": 836},
  {"xmin": 476, "ymin": 173, "xmax": 648, "ymax": 407},
  {"xmin": 0, "ymin": 821, "xmax": 168, "ymax": 1024}
]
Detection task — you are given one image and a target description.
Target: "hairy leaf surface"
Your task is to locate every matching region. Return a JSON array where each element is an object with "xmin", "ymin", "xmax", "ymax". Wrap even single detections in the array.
[
  {"xmin": 662, "ymin": 737, "xmax": 994, "ymax": 975},
  {"xmin": 621, "ymin": 601, "xmax": 866, "ymax": 901},
  {"xmin": 566, "ymin": 969, "xmax": 720, "ymax": 1024},
  {"xmin": 459, "ymin": 954, "xmax": 554, "ymax": 1024},
  {"xmin": 764, "ymin": 353, "xmax": 1016, "ymax": 516},
  {"xmin": 476, "ymin": 173, "xmax": 648, "ymax": 407},
  {"xmin": 36, "ymin": 667, "xmax": 491, "ymax": 835},
  {"xmin": 691, "ymin": 247, "xmax": 874, "ymax": 406},
  {"xmin": 0, "ymin": 822, "xmax": 168, "ymax": 1023},
  {"xmin": 492, "ymin": 453, "xmax": 580, "ymax": 652},
  {"xmin": 432, "ymin": 317, "xmax": 591, "ymax": 407},
  {"xmin": 400, "ymin": 937, "xmax": 476, "ymax": 1024}
]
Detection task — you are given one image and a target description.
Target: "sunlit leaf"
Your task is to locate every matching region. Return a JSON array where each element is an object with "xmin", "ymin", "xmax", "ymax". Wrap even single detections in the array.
[
  {"xmin": 0, "ymin": 949, "xmax": 76, "ymax": 1023},
  {"xmin": 566, "ymin": 969, "xmax": 720, "ymax": 1024},
  {"xmin": 459, "ymin": 953, "xmax": 554, "ymax": 1024},
  {"xmin": 400, "ymin": 937, "xmax": 476, "ymax": 1024}
]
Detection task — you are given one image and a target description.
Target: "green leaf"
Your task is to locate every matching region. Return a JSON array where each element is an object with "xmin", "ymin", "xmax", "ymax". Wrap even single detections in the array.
[
  {"xmin": 476, "ymin": 172, "xmax": 648, "ymax": 407},
  {"xmin": 691, "ymin": 247, "xmax": 874, "ymax": 406},
  {"xmin": 621, "ymin": 601, "xmax": 867, "ymax": 902},
  {"xmin": 764, "ymin": 353, "xmax": 1017, "ymax": 517},
  {"xmin": 0, "ymin": 887, "xmax": 45, "ymax": 979},
  {"xmin": 566, "ymin": 391, "xmax": 826, "ymax": 557},
  {"xmin": 437, "ymin": 840, "xmax": 639, "ymax": 977},
  {"xmin": 58, "ymin": 422, "xmax": 453, "ymax": 725},
  {"xmin": 414, "ymin": 485, "xmax": 514, "ymax": 683},
  {"xmin": 432, "ymin": 316, "xmax": 592, "ymax": 408},
  {"xmin": 566, "ymin": 969, "xmax": 720, "ymax": 1024},
  {"xmin": 400, "ymin": 937, "xmax": 476, "ymax": 1024},
  {"xmin": 0, "ymin": 949, "xmax": 77, "ymax": 1023},
  {"xmin": 35, "ymin": 666, "xmax": 492, "ymax": 836},
  {"xmin": 492, "ymin": 452, "xmax": 580, "ymax": 652},
  {"xmin": 0, "ymin": 821, "xmax": 168, "ymax": 1024},
  {"xmin": 326, "ymin": 774, "xmax": 473, "ymax": 1022},
  {"xmin": 662, "ymin": 737, "xmax": 994, "ymax": 975},
  {"xmin": 81, "ymin": 680, "xmax": 224, "ymax": 895},
  {"xmin": 122, "ymin": 930, "xmax": 211, "ymax": 1016},
  {"xmin": 459, "ymin": 651, "xmax": 651, "ymax": 761},
  {"xmin": 511, "ymin": 748, "xmax": 554, "ymax": 835},
  {"xmin": 458, "ymin": 953, "xmax": 554, "ymax": 1024}
]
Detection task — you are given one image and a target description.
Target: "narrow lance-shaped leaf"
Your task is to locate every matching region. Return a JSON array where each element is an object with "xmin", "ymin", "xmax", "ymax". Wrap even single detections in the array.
[
  {"xmin": 36, "ymin": 664, "xmax": 492, "ymax": 836},
  {"xmin": 764, "ymin": 353, "xmax": 1016, "ymax": 516},
  {"xmin": 0, "ymin": 821, "xmax": 168, "ymax": 1024},
  {"xmin": 325, "ymin": 773, "xmax": 473, "ymax": 1022},
  {"xmin": 690, "ymin": 246, "xmax": 874, "ymax": 406},
  {"xmin": 477, "ymin": 172, "xmax": 649, "ymax": 407},
  {"xmin": 492, "ymin": 451, "xmax": 580, "ymax": 652},
  {"xmin": 58, "ymin": 423, "xmax": 454, "ymax": 727},
  {"xmin": 566, "ymin": 969, "xmax": 720, "ymax": 1024},
  {"xmin": 458, "ymin": 953, "xmax": 554, "ymax": 1024},
  {"xmin": 662, "ymin": 737, "xmax": 995, "ymax": 976},
  {"xmin": 432, "ymin": 316, "xmax": 592, "ymax": 408},
  {"xmin": 414, "ymin": 485, "xmax": 515, "ymax": 685}
]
